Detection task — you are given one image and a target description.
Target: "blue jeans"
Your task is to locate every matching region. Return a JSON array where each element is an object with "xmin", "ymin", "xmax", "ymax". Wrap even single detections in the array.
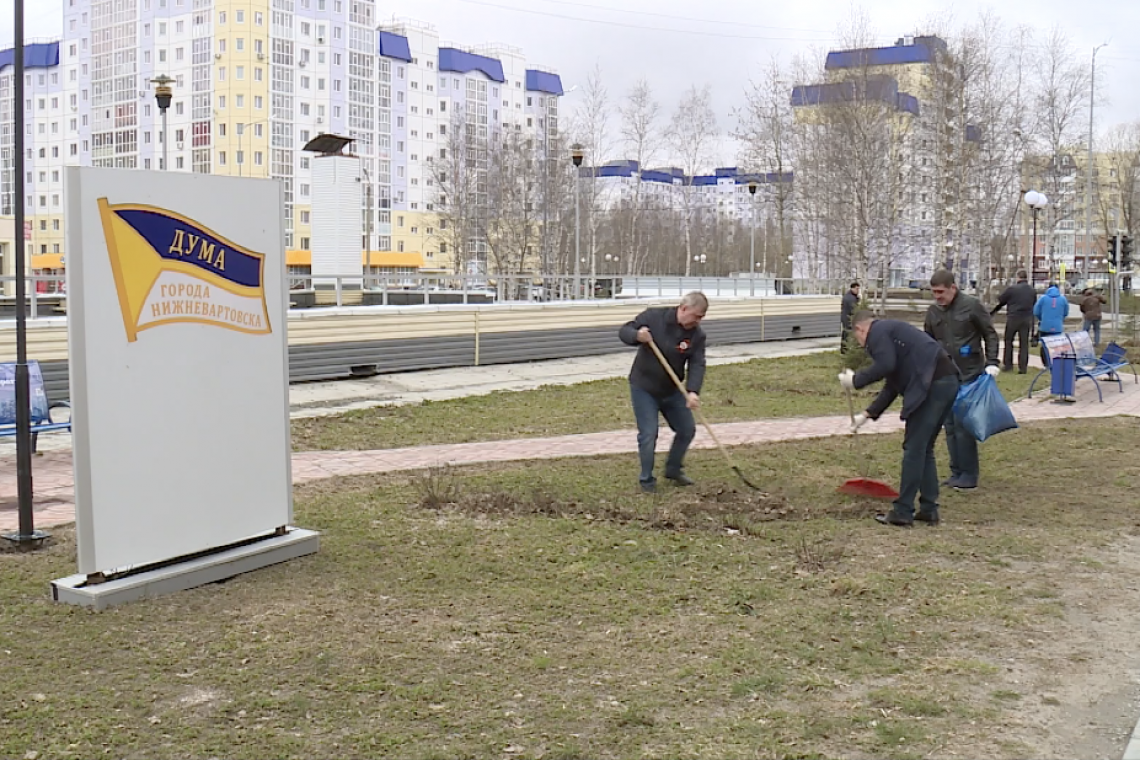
[
  {"xmin": 893, "ymin": 375, "xmax": 960, "ymax": 519},
  {"xmin": 944, "ymin": 391, "xmax": 979, "ymax": 485},
  {"xmin": 1082, "ymin": 318, "xmax": 1102, "ymax": 347},
  {"xmin": 630, "ymin": 384, "xmax": 696, "ymax": 485}
]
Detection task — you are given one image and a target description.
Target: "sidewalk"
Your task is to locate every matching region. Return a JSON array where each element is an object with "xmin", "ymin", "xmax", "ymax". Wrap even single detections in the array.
[{"xmin": 3, "ymin": 345, "xmax": 1138, "ymax": 533}]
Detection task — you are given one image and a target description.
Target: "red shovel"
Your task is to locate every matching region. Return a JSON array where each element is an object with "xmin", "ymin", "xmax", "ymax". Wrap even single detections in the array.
[{"xmin": 837, "ymin": 386, "xmax": 899, "ymax": 500}]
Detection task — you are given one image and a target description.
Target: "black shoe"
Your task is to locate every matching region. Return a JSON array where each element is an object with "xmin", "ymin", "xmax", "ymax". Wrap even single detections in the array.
[
  {"xmin": 1018, "ymin": 369, "xmax": 1027, "ymax": 374},
  {"xmin": 941, "ymin": 476, "xmax": 960, "ymax": 487},
  {"xmin": 952, "ymin": 479, "xmax": 977, "ymax": 491},
  {"xmin": 874, "ymin": 513, "xmax": 913, "ymax": 527},
  {"xmin": 914, "ymin": 510, "xmax": 940, "ymax": 526},
  {"xmin": 640, "ymin": 481, "xmax": 656, "ymax": 493},
  {"xmin": 665, "ymin": 473, "xmax": 695, "ymax": 486}
]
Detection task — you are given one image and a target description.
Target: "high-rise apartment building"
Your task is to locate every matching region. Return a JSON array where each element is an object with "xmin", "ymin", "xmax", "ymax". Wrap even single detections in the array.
[{"xmin": 1, "ymin": 2, "xmax": 562, "ymax": 278}]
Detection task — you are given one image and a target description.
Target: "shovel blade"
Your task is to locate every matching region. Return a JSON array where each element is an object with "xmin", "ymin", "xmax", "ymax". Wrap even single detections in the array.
[{"xmin": 837, "ymin": 477, "xmax": 900, "ymax": 500}]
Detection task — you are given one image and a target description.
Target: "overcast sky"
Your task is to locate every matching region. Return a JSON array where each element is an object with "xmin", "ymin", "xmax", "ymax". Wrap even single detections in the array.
[{"xmin": 9, "ymin": 0, "xmax": 1140, "ymax": 168}]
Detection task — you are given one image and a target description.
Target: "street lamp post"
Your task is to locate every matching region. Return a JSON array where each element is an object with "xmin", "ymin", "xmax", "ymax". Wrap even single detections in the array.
[
  {"xmin": 570, "ymin": 144, "xmax": 584, "ymax": 299},
  {"xmin": 151, "ymin": 74, "xmax": 174, "ymax": 171},
  {"xmin": 2, "ymin": 0, "xmax": 49, "ymax": 548},
  {"xmin": 747, "ymin": 180, "xmax": 758, "ymax": 296},
  {"xmin": 1025, "ymin": 191, "xmax": 1048, "ymax": 289}
]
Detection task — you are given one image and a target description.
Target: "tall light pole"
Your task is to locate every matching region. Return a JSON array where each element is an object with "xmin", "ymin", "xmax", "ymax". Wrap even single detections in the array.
[
  {"xmin": 1025, "ymin": 191, "xmax": 1048, "ymax": 289},
  {"xmin": 2, "ymin": 0, "xmax": 47, "ymax": 548},
  {"xmin": 1084, "ymin": 43, "xmax": 1108, "ymax": 283},
  {"xmin": 747, "ymin": 180, "xmax": 758, "ymax": 295},
  {"xmin": 151, "ymin": 74, "xmax": 174, "ymax": 171},
  {"xmin": 571, "ymin": 143, "xmax": 584, "ymax": 299}
]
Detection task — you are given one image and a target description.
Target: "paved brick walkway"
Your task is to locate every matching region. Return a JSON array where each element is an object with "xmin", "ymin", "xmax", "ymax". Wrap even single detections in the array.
[{"xmin": 4, "ymin": 374, "xmax": 1140, "ymax": 533}]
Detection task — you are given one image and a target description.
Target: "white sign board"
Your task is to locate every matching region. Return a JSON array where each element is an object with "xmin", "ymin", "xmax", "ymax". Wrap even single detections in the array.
[{"xmin": 65, "ymin": 167, "xmax": 292, "ymax": 575}]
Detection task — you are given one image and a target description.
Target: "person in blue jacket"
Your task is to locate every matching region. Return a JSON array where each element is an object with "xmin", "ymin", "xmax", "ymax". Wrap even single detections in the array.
[{"xmin": 1033, "ymin": 284, "xmax": 1070, "ymax": 352}]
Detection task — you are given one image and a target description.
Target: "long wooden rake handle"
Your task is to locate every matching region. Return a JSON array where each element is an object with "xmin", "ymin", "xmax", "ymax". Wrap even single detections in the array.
[{"xmin": 645, "ymin": 337, "xmax": 736, "ymax": 471}]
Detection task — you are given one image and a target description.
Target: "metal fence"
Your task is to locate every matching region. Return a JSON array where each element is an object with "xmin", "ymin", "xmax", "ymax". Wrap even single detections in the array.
[{"xmin": 0, "ymin": 273, "xmax": 870, "ymax": 318}]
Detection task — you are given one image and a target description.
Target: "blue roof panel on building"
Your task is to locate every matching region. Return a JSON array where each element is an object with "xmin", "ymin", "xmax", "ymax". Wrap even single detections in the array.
[
  {"xmin": 376, "ymin": 31, "xmax": 412, "ymax": 62},
  {"xmin": 640, "ymin": 171, "xmax": 677, "ymax": 184},
  {"xmin": 438, "ymin": 48, "xmax": 505, "ymax": 83},
  {"xmin": 826, "ymin": 37, "xmax": 946, "ymax": 70},
  {"xmin": 691, "ymin": 176, "xmax": 718, "ymax": 186},
  {"xmin": 715, "ymin": 167, "xmax": 738, "ymax": 178},
  {"xmin": 0, "ymin": 42, "xmax": 60, "ymax": 71},
  {"xmin": 525, "ymin": 69, "xmax": 563, "ymax": 95},
  {"xmin": 791, "ymin": 77, "xmax": 919, "ymax": 116}
]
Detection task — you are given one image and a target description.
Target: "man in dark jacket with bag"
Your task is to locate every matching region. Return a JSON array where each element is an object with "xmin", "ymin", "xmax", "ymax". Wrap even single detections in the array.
[
  {"xmin": 924, "ymin": 270, "xmax": 1000, "ymax": 491},
  {"xmin": 618, "ymin": 292, "xmax": 708, "ymax": 493},
  {"xmin": 990, "ymin": 269, "xmax": 1036, "ymax": 373},
  {"xmin": 838, "ymin": 312, "xmax": 960, "ymax": 527}
]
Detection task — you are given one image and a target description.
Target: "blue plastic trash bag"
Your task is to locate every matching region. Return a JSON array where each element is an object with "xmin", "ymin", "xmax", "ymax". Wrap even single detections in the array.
[{"xmin": 952, "ymin": 374, "xmax": 1018, "ymax": 442}]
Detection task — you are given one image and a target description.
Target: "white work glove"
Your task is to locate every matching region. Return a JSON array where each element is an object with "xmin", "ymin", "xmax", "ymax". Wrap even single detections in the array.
[
  {"xmin": 984, "ymin": 365, "xmax": 1000, "ymax": 378},
  {"xmin": 851, "ymin": 413, "xmax": 867, "ymax": 433},
  {"xmin": 838, "ymin": 369, "xmax": 856, "ymax": 391}
]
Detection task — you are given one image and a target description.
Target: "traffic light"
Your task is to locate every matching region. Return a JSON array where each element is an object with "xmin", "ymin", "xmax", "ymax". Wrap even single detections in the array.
[
  {"xmin": 1121, "ymin": 235, "xmax": 1133, "ymax": 270},
  {"xmin": 1109, "ymin": 236, "xmax": 1119, "ymax": 266}
]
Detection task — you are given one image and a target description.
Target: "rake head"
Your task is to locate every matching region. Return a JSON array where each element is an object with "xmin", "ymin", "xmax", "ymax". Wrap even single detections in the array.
[{"xmin": 837, "ymin": 477, "xmax": 899, "ymax": 500}]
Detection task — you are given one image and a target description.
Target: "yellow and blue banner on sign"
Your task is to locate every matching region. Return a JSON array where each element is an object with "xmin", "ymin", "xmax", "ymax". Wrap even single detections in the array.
[{"xmin": 97, "ymin": 198, "xmax": 272, "ymax": 343}]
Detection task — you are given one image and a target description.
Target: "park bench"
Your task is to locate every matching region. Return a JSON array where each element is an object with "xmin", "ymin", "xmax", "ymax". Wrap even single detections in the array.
[
  {"xmin": 1028, "ymin": 330, "xmax": 1137, "ymax": 402},
  {"xmin": 0, "ymin": 360, "xmax": 72, "ymax": 453}
]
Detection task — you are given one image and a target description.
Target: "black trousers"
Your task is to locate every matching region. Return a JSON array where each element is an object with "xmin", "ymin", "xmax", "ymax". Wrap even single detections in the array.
[{"xmin": 1003, "ymin": 316, "xmax": 1032, "ymax": 372}]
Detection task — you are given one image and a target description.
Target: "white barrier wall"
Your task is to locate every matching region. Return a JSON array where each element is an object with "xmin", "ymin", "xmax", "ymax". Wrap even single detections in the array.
[{"xmin": 65, "ymin": 167, "xmax": 293, "ymax": 575}]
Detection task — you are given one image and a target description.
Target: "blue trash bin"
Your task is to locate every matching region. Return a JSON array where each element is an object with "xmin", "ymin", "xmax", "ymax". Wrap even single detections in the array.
[{"xmin": 1050, "ymin": 355, "xmax": 1076, "ymax": 397}]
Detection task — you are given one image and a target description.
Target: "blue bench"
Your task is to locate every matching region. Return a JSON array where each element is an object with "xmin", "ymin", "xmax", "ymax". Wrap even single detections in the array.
[
  {"xmin": 1028, "ymin": 330, "xmax": 1137, "ymax": 402},
  {"xmin": 0, "ymin": 360, "xmax": 72, "ymax": 453}
]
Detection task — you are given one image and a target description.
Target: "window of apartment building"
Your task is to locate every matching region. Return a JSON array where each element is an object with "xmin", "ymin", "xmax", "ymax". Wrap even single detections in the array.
[
  {"xmin": 70, "ymin": 144, "xmax": 77, "ymax": 156},
  {"xmin": 318, "ymin": 78, "xmax": 326, "ymax": 90},
  {"xmin": 502, "ymin": 99, "xmax": 508, "ymax": 107},
  {"xmin": 410, "ymin": 226, "xmax": 418, "ymax": 233},
  {"xmin": 410, "ymin": 105, "xmax": 417, "ymax": 113},
  {"xmin": 439, "ymin": 124, "xmax": 446, "ymax": 135},
  {"xmin": 218, "ymin": 67, "xmax": 226, "ymax": 81},
  {"xmin": 51, "ymin": 146, "xmax": 58, "ymax": 158},
  {"xmin": 254, "ymin": 96, "xmax": 263, "ymax": 109},
  {"xmin": 255, "ymin": 68, "xmax": 263, "ymax": 82},
  {"xmin": 410, "ymin": 81, "xmax": 418, "ymax": 89},
  {"xmin": 69, "ymin": 69, "xmax": 76, "ymax": 81},
  {"xmin": 218, "ymin": 39, "xmax": 226, "ymax": 52},
  {"xmin": 255, "ymin": 11, "xmax": 263, "ymax": 25},
  {"xmin": 158, "ymin": 22, "xmax": 167, "ymax": 35},
  {"xmin": 526, "ymin": 117, "xmax": 532, "ymax": 127},
  {"xmin": 396, "ymin": 91, "xmax": 403, "ymax": 103},
  {"xmin": 236, "ymin": 66, "xmax": 245, "ymax": 80},
  {"xmin": 218, "ymin": 151, "xmax": 226, "ymax": 165},
  {"xmin": 37, "ymin": 98, "xmax": 44, "ymax": 110},
  {"xmin": 218, "ymin": 95, "xmax": 226, "ymax": 108},
  {"xmin": 301, "ymin": 22, "xmax": 311, "ymax": 36},
  {"xmin": 176, "ymin": 20, "xmax": 184, "ymax": 33},
  {"xmin": 300, "ymin": 130, "xmax": 310, "ymax": 142},
  {"xmin": 300, "ymin": 184, "xmax": 310, "ymax": 196},
  {"xmin": 318, "ymin": 51, "xmax": 325, "ymax": 63},
  {"xmin": 175, "ymin": 102, "xmax": 184, "ymax": 115},
  {"xmin": 300, "ymin": 157, "xmax": 310, "ymax": 169},
  {"xmin": 333, "ymin": 106, "xmax": 340, "ymax": 117},
  {"xmin": 333, "ymin": 80, "xmax": 341, "ymax": 92},
  {"xmin": 397, "ymin": 141, "xmax": 404, "ymax": 152},
  {"xmin": 159, "ymin": 50, "xmax": 167, "ymax": 62},
  {"xmin": 176, "ymin": 156, "xmax": 185, "ymax": 169},
  {"xmin": 396, "ymin": 116, "xmax": 404, "ymax": 127},
  {"xmin": 255, "ymin": 39, "xmax": 264, "ymax": 54},
  {"xmin": 38, "ymin": 219, "xmax": 45, "ymax": 229},
  {"xmin": 301, "ymin": 211, "xmax": 310, "ymax": 224},
  {"xmin": 236, "ymin": 10, "xmax": 245, "ymax": 22},
  {"xmin": 300, "ymin": 76, "xmax": 310, "ymax": 89},
  {"xmin": 300, "ymin": 103, "xmax": 310, "ymax": 116},
  {"xmin": 397, "ymin": 166, "xmax": 404, "ymax": 178},
  {"xmin": 396, "ymin": 241, "xmax": 405, "ymax": 252},
  {"xmin": 236, "ymin": 38, "xmax": 244, "ymax": 51},
  {"xmin": 300, "ymin": 237, "xmax": 310, "ymax": 250},
  {"xmin": 144, "ymin": 23, "xmax": 151, "ymax": 36},
  {"xmin": 397, "ymin": 215, "xmax": 404, "ymax": 227},
  {"xmin": 176, "ymin": 47, "xmax": 184, "ymax": 60}
]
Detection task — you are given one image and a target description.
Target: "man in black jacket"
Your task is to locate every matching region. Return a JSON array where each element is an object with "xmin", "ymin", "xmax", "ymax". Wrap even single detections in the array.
[
  {"xmin": 990, "ymin": 269, "xmax": 1036, "ymax": 373},
  {"xmin": 924, "ymin": 270, "xmax": 1000, "ymax": 491},
  {"xmin": 840, "ymin": 282, "xmax": 860, "ymax": 353},
  {"xmin": 839, "ymin": 312, "xmax": 960, "ymax": 527},
  {"xmin": 618, "ymin": 292, "xmax": 708, "ymax": 493}
]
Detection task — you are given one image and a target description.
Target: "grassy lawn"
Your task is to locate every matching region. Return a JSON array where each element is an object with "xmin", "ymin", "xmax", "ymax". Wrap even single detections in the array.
[
  {"xmin": 291, "ymin": 350, "xmax": 1038, "ymax": 451},
  {"xmin": 4, "ymin": 417, "xmax": 1138, "ymax": 759}
]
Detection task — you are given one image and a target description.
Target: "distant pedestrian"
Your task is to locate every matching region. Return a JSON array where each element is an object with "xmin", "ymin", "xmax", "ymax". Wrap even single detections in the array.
[
  {"xmin": 618, "ymin": 291, "xmax": 708, "ymax": 493},
  {"xmin": 990, "ymin": 269, "xmax": 1036, "ymax": 374},
  {"xmin": 840, "ymin": 282, "xmax": 860, "ymax": 353},
  {"xmin": 1080, "ymin": 288, "xmax": 1107, "ymax": 347},
  {"xmin": 839, "ymin": 312, "xmax": 960, "ymax": 527},
  {"xmin": 924, "ymin": 270, "xmax": 1000, "ymax": 491}
]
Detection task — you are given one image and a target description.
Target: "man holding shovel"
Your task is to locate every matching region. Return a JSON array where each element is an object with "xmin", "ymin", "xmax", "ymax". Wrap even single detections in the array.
[
  {"xmin": 618, "ymin": 291, "xmax": 708, "ymax": 493},
  {"xmin": 838, "ymin": 312, "xmax": 960, "ymax": 527}
]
